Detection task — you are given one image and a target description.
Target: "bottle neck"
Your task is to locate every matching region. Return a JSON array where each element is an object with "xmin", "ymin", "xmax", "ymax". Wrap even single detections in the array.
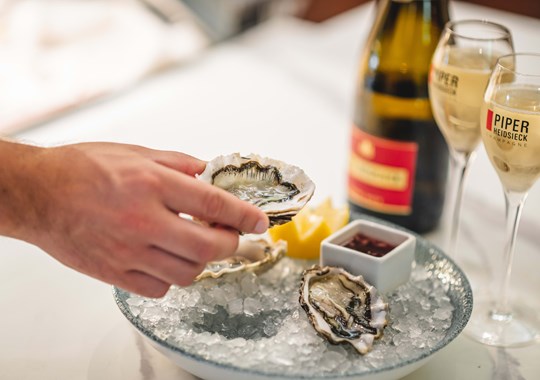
[
  {"xmin": 370, "ymin": 0, "xmax": 450, "ymax": 70},
  {"xmin": 379, "ymin": 0, "xmax": 450, "ymax": 30},
  {"xmin": 357, "ymin": 0, "xmax": 451, "ymax": 106}
]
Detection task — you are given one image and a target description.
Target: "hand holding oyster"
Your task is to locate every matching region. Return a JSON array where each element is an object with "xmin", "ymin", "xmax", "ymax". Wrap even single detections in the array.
[
  {"xmin": 197, "ymin": 153, "xmax": 315, "ymax": 227},
  {"xmin": 194, "ymin": 153, "xmax": 314, "ymax": 281}
]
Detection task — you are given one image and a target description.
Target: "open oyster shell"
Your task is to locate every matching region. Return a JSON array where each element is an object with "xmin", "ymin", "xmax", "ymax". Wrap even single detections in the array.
[
  {"xmin": 299, "ymin": 266, "xmax": 388, "ymax": 355},
  {"xmin": 195, "ymin": 238, "xmax": 287, "ymax": 281},
  {"xmin": 197, "ymin": 153, "xmax": 315, "ymax": 227}
]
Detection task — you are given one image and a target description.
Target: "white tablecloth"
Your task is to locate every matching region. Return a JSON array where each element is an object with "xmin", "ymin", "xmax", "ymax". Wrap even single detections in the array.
[{"xmin": 1, "ymin": 1, "xmax": 539, "ymax": 379}]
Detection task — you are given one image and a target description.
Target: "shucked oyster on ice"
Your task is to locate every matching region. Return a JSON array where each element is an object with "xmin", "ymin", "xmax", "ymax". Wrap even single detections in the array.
[
  {"xmin": 195, "ymin": 238, "xmax": 286, "ymax": 281},
  {"xmin": 299, "ymin": 266, "xmax": 388, "ymax": 355},
  {"xmin": 197, "ymin": 153, "xmax": 315, "ymax": 227}
]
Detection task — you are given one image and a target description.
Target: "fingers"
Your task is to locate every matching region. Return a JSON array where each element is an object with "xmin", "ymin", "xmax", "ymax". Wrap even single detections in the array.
[
  {"xmin": 82, "ymin": 142, "xmax": 207, "ymax": 176},
  {"xmin": 159, "ymin": 170, "xmax": 269, "ymax": 234},
  {"xmin": 153, "ymin": 150, "xmax": 269, "ymax": 234},
  {"xmin": 134, "ymin": 246, "xmax": 206, "ymax": 287},
  {"xmin": 118, "ymin": 228, "xmax": 238, "ymax": 297},
  {"xmin": 151, "ymin": 215, "xmax": 241, "ymax": 264},
  {"xmin": 119, "ymin": 270, "xmax": 171, "ymax": 298},
  {"xmin": 153, "ymin": 152, "xmax": 206, "ymax": 177},
  {"xmin": 130, "ymin": 146, "xmax": 207, "ymax": 176},
  {"xmin": 116, "ymin": 215, "xmax": 242, "ymax": 296}
]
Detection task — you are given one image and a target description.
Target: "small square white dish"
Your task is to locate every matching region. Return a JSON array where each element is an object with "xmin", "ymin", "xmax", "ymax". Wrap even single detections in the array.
[{"xmin": 320, "ymin": 219, "xmax": 416, "ymax": 294}]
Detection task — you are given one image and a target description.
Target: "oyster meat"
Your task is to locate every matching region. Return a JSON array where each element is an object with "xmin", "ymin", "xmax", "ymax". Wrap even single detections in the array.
[
  {"xmin": 299, "ymin": 266, "xmax": 388, "ymax": 354},
  {"xmin": 197, "ymin": 153, "xmax": 315, "ymax": 226},
  {"xmin": 195, "ymin": 238, "xmax": 286, "ymax": 281}
]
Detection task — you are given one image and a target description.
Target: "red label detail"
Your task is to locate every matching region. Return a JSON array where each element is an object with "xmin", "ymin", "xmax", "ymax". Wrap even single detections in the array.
[
  {"xmin": 486, "ymin": 109, "xmax": 494, "ymax": 131},
  {"xmin": 348, "ymin": 127, "xmax": 418, "ymax": 215}
]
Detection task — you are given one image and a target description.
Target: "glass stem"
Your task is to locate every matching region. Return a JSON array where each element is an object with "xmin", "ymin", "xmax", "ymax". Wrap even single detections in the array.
[
  {"xmin": 445, "ymin": 150, "xmax": 475, "ymax": 256},
  {"xmin": 491, "ymin": 189, "xmax": 528, "ymax": 319}
]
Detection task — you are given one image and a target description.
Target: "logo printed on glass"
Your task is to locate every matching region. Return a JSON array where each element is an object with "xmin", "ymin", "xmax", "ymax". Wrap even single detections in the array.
[{"xmin": 486, "ymin": 109, "xmax": 530, "ymax": 146}]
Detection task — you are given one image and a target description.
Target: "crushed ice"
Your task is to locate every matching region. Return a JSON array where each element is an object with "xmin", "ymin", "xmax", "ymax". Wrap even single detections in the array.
[{"xmin": 126, "ymin": 258, "xmax": 454, "ymax": 376}]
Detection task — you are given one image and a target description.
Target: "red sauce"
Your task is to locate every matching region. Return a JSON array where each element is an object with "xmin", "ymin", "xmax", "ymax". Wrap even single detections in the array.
[{"xmin": 343, "ymin": 233, "xmax": 396, "ymax": 257}]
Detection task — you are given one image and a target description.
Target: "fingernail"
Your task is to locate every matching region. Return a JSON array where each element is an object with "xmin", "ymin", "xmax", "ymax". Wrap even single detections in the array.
[{"xmin": 254, "ymin": 219, "xmax": 269, "ymax": 234}]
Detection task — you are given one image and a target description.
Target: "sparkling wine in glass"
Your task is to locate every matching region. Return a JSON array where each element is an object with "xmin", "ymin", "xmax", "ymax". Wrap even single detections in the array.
[
  {"xmin": 467, "ymin": 53, "xmax": 540, "ymax": 347},
  {"xmin": 428, "ymin": 20, "xmax": 514, "ymax": 255}
]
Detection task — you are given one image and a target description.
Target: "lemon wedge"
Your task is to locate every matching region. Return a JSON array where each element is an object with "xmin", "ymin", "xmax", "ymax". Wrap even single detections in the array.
[{"xmin": 268, "ymin": 197, "xmax": 349, "ymax": 260}]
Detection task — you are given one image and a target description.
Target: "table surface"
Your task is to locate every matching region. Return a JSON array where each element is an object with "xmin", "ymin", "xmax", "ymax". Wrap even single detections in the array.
[{"xmin": 1, "ymin": 1, "xmax": 539, "ymax": 379}]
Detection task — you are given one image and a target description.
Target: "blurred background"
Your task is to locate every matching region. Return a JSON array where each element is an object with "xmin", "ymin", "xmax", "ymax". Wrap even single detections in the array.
[{"xmin": 0, "ymin": 0, "xmax": 537, "ymax": 135}]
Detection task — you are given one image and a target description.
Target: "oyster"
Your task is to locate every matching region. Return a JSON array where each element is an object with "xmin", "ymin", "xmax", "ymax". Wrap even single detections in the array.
[
  {"xmin": 195, "ymin": 238, "xmax": 286, "ymax": 281},
  {"xmin": 299, "ymin": 266, "xmax": 388, "ymax": 354},
  {"xmin": 197, "ymin": 153, "xmax": 315, "ymax": 226}
]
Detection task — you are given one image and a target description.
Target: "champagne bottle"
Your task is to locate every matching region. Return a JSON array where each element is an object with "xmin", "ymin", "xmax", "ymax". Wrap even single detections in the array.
[{"xmin": 348, "ymin": 0, "xmax": 450, "ymax": 233}]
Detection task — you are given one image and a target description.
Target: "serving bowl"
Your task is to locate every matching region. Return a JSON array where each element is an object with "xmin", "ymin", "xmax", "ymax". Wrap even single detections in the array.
[{"xmin": 113, "ymin": 216, "xmax": 472, "ymax": 380}]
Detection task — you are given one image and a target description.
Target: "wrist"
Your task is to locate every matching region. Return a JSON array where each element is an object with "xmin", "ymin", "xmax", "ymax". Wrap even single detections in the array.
[{"xmin": 0, "ymin": 140, "xmax": 49, "ymax": 241}]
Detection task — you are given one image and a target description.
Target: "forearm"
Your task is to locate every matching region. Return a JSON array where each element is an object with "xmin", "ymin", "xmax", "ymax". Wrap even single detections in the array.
[{"xmin": 0, "ymin": 139, "xmax": 49, "ymax": 241}]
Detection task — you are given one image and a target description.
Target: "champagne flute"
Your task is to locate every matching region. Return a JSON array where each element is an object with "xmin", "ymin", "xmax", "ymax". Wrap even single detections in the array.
[
  {"xmin": 428, "ymin": 20, "xmax": 514, "ymax": 255},
  {"xmin": 467, "ymin": 53, "xmax": 540, "ymax": 347}
]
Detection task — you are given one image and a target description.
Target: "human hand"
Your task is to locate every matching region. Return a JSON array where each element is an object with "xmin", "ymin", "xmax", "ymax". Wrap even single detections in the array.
[{"xmin": 0, "ymin": 141, "xmax": 269, "ymax": 297}]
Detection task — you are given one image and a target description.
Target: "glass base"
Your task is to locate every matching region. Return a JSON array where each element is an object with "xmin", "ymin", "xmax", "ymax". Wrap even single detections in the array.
[{"xmin": 465, "ymin": 298, "xmax": 540, "ymax": 347}]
